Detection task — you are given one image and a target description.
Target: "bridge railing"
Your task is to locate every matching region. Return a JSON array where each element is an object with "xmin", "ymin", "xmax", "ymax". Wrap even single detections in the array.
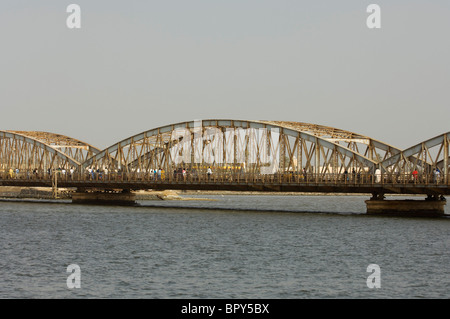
[{"xmin": 0, "ymin": 169, "xmax": 448, "ymax": 186}]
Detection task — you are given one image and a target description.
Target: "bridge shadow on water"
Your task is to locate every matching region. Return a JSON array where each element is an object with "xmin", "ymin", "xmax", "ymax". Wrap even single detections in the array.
[{"xmin": 3, "ymin": 195, "xmax": 448, "ymax": 219}]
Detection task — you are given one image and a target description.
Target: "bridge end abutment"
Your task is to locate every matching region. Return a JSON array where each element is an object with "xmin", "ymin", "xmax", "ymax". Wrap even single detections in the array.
[
  {"xmin": 365, "ymin": 195, "xmax": 446, "ymax": 217},
  {"xmin": 72, "ymin": 189, "xmax": 136, "ymax": 206}
]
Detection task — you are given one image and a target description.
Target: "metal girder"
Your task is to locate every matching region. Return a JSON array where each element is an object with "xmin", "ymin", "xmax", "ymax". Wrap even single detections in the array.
[
  {"xmin": 2, "ymin": 122, "xmax": 448, "ymax": 189},
  {"xmin": 0, "ymin": 130, "xmax": 81, "ymax": 169},
  {"xmin": 259, "ymin": 120, "xmax": 401, "ymax": 151},
  {"xmin": 381, "ymin": 132, "xmax": 450, "ymax": 168},
  {"xmin": 6, "ymin": 130, "xmax": 101, "ymax": 165},
  {"xmin": 7, "ymin": 131, "xmax": 101, "ymax": 152},
  {"xmin": 1, "ymin": 122, "xmax": 449, "ymax": 194},
  {"xmin": 81, "ymin": 119, "xmax": 379, "ymax": 171}
]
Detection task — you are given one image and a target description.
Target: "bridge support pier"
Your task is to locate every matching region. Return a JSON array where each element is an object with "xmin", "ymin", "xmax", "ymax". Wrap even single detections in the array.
[
  {"xmin": 365, "ymin": 194, "xmax": 446, "ymax": 217},
  {"xmin": 72, "ymin": 189, "xmax": 136, "ymax": 206}
]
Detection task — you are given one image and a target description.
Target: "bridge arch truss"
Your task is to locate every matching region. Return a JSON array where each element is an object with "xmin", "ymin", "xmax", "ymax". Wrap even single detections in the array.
[
  {"xmin": 1, "ymin": 122, "xmax": 448, "ymax": 193},
  {"xmin": 0, "ymin": 130, "xmax": 100, "ymax": 177},
  {"xmin": 381, "ymin": 132, "xmax": 449, "ymax": 183},
  {"xmin": 81, "ymin": 119, "xmax": 401, "ymax": 182}
]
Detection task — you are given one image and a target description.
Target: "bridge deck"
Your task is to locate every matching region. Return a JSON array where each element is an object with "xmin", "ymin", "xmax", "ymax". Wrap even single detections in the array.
[{"xmin": 1, "ymin": 172, "xmax": 449, "ymax": 196}]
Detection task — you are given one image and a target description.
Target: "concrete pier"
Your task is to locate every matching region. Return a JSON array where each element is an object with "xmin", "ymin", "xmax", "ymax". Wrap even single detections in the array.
[
  {"xmin": 72, "ymin": 190, "xmax": 136, "ymax": 206},
  {"xmin": 365, "ymin": 198, "xmax": 446, "ymax": 217}
]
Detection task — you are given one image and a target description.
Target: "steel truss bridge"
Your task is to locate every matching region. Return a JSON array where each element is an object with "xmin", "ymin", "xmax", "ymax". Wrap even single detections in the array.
[{"xmin": 0, "ymin": 120, "xmax": 449, "ymax": 206}]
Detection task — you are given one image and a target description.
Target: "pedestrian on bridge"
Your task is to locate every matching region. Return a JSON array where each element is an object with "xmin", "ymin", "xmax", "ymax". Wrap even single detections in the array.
[
  {"xmin": 435, "ymin": 168, "xmax": 441, "ymax": 184},
  {"xmin": 375, "ymin": 168, "xmax": 381, "ymax": 183},
  {"xmin": 412, "ymin": 168, "xmax": 418, "ymax": 182},
  {"xmin": 207, "ymin": 167, "xmax": 212, "ymax": 180}
]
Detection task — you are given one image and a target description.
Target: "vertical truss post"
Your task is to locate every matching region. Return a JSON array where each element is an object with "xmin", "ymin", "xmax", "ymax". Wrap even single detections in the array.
[
  {"xmin": 280, "ymin": 130, "xmax": 285, "ymax": 179},
  {"xmin": 52, "ymin": 169, "xmax": 58, "ymax": 199},
  {"xmin": 315, "ymin": 137, "xmax": 320, "ymax": 183},
  {"xmin": 444, "ymin": 134, "xmax": 448, "ymax": 184}
]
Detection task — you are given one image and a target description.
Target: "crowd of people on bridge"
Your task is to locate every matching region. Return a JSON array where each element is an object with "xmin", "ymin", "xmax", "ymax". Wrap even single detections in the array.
[
  {"xmin": 0, "ymin": 165, "xmax": 446, "ymax": 185},
  {"xmin": 85, "ymin": 167, "xmax": 168, "ymax": 181}
]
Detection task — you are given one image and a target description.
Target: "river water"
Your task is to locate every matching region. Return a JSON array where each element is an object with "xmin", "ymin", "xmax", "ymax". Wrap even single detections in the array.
[{"xmin": 0, "ymin": 194, "xmax": 449, "ymax": 299}]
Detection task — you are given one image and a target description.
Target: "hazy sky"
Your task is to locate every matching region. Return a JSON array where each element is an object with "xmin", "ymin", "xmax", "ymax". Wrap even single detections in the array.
[{"xmin": 1, "ymin": 1, "xmax": 449, "ymax": 150}]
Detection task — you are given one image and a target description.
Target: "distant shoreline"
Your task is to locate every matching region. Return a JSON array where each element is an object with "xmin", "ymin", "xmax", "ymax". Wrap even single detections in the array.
[
  {"xmin": 178, "ymin": 189, "xmax": 430, "ymax": 197},
  {"xmin": 0, "ymin": 186, "xmax": 424, "ymax": 200}
]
